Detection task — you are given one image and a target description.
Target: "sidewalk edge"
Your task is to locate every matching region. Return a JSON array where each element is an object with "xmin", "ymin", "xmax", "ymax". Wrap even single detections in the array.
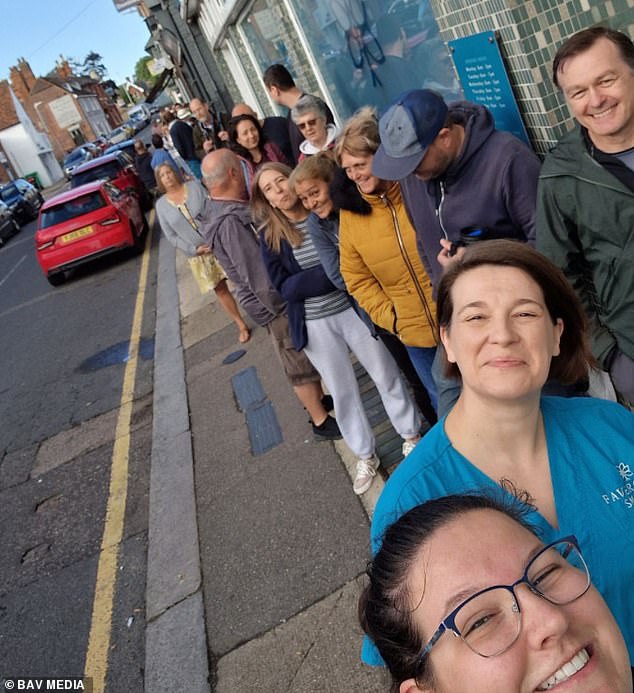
[{"xmin": 145, "ymin": 235, "xmax": 211, "ymax": 692}]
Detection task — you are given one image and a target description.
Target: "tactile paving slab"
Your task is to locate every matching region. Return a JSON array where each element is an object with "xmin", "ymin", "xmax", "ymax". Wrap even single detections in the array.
[
  {"xmin": 231, "ymin": 366, "xmax": 266, "ymax": 411},
  {"xmin": 245, "ymin": 401, "xmax": 283, "ymax": 455},
  {"xmin": 232, "ymin": 366, "xmax": 283, "ymax": 455}
]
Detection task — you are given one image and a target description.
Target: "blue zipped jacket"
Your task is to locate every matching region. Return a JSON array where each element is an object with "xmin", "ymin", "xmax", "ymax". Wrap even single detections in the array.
[
  {"xmin": 259, "ymin": 231, "xmax": 337, "ymax": 351},
  {"xmin": 400, "ymin": 101, "xmax": 540, "ymax": 289}
]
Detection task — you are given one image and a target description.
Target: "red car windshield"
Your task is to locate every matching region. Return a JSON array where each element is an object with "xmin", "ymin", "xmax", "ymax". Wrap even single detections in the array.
[
  {"xmin": 40, "ymin": 192, "xmax": 107, "ymax": 229},
  {"xmin": 71, "ymin": 161, "xmax": 122, "ymax": 188}
]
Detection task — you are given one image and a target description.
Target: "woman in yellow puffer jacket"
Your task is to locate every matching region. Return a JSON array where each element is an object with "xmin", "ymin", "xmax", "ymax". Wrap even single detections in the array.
[{"xmin": 334, "ymin": 107, "xmax": 439, "ymax": 410}]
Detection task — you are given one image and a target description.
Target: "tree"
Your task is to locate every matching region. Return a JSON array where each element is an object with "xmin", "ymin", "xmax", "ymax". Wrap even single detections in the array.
[
  {"xmin": 134, "ymin": 56, "xmax": 159, "ymax": 90},
  {"xmin": 69, "ymin": 51, "xmax": 109, "ymax": 80},
  {"xmin": 82, "ymin": 51, "xmax": 108, "ymax": 80}
]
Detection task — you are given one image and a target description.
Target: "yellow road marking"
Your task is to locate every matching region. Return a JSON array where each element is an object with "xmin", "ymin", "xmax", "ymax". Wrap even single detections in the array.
[{"xmin": 84, "ymin": 212, "xmax": 154, "ymax": 691}]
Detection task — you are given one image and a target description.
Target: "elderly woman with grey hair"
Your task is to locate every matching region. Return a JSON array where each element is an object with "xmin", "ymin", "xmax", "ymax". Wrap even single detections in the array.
[{"xmin": 291, "ymin": 94, "xmax": 339, "ymax": 161}]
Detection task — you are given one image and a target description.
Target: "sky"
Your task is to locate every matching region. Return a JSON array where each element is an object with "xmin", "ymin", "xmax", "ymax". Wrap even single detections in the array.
[{"xmin": 0, "ymin": 0, "xmax": 151, "ymax": 86}]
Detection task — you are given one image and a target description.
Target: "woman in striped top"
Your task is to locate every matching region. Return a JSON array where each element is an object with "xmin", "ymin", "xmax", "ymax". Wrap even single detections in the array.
[{"xmin": 251, "ymin": 162, "xmax": 421, "ymax": 496}]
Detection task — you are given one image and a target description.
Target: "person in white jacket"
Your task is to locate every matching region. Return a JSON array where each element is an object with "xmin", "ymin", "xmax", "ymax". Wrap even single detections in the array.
[{"xmin": 291, "ymin": 95, "xmax": 339, "ymax": 161}]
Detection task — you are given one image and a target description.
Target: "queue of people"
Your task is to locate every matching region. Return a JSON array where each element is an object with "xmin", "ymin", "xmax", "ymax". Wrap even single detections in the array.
[{"xmin": 150, "ymin": 25, "xmax": 634, "ymax": 692}]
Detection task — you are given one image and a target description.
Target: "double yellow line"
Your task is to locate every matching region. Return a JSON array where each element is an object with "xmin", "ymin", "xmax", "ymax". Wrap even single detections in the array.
[{"xmin": 83, "ymin": 214, "xmax": 154, "ymax": 691}]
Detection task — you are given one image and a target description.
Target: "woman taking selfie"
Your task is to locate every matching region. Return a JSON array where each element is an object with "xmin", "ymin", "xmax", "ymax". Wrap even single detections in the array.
[
  {"xmin": 154, "ymin": 162, "xmax": 251, "ymax": 343},
  {"xmin": 361, "ymin": 493, "xmax": 633, "ymax": 693},
  {"xmin": 367, "ymin": 240, "xmax": 634, "ymax": 666},
  {"xmin": 251, "ymin": 162, "xmax": 422, "ymax": 495}
]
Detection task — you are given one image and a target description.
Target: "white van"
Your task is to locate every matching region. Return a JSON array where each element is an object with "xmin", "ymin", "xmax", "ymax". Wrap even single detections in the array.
[{"xmin": 128, "ymin": 103, "xmax": 152, "ymax": 125}]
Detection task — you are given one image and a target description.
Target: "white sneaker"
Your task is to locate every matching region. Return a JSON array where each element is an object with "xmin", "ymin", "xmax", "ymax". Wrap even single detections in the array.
[
  {"xmin": 353, "ymin": 455, "xmax": 380, "ymax": 495},
  {"xmin": 401, "ymin": 438, "xmax": 420, "ymax": 458}
]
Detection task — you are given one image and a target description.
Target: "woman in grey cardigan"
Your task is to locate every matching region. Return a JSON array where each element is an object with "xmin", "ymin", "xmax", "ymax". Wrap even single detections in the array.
[{"xmin": 155, "ymin": 162, "xmax": 250, "ymax": 343}]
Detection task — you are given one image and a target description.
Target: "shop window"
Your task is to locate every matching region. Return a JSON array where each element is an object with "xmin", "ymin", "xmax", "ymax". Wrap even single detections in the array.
[
  {"xmin": 288, "ymin": 0, "xmax": 463, "ymax": 117},
  {"xmin": 239, "ymin": 0, "xmax": 317, "ymax": 106}
]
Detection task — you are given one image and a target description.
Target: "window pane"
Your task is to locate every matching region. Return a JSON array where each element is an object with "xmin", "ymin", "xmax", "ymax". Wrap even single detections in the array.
[
  {"xmin": 71, "ymin": 161, "xmax": 121, "ymax": 188},
  {"xmin": 287, "ymin": 0, "xmax": 463, "ymax": 117},
  {"xmin": 240, "ymin": 0, "xmax": 318, "ymax": 104},
  {"xmin": 40, "ymin": 192, "xmax": 106, "ymax": 228}
]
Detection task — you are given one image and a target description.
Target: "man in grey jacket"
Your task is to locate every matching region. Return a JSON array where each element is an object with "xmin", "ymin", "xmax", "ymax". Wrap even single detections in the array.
[
  {"xmin": 199, "ymin": 149, "xmax": 340, "ymax": 440},
  {"xmin": 537, "ymin": 27, "xmax": 634, "ymax": 405}
]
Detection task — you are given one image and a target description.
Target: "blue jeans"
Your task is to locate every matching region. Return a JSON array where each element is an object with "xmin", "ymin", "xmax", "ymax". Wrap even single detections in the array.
[
  {"xmin": 404, "ymin": 345, "xmax": 438, "ymax": 412},
  {"xmin": 431, "ymin": 345, "xmax": 462, "ymax": 418},
  {"xmin": 187, "ymin": 159, "xmax": 202, "ymax": 179}
]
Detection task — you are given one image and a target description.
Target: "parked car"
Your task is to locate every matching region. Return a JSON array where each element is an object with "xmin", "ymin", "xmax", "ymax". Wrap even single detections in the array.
[
  {"xmin": 126, "ymin": 117, "xmax": 145, "ymax": 134},
  {"xmin": 92, "ymin": 135, "xmax": 110, "ymax": 152},
  {"xmin": 63, "ymin": 146, "xmax": 94, "ymax": 178},
  {"xmin": 35, "ymin": 180, "xmax": 147, "ymax": 286},
  {"xmin": 103, "ymin": 139, "xmax": 137, "ymax": 160},
  {"xmin": 128, "ymin": 103, "xmax": 152, "ymax": 124},
  {"xmin": 70, "ymin": 151, "xmax": 152, "ymax": 210},
  {"xmin": 83, "ymin": 142, "xmax": 102, "ymax": 158},
  {"xmin": 0, "ymin": 199, "xmax": 20, "ymax": 245},
  {"xmin": 0, "ymin": 177, "xmax": 44, "ymax": 223},
  {"xmin": 108, "ymin": 124, "xmax": 135, "ymax": 144}
]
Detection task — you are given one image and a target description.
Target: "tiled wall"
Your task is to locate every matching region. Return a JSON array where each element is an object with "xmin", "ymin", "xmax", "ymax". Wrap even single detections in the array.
[
  {"xmin": 430, "ymin": 0, "xmax": 634, "ymax": 153},
  {"xmin": 215, "ymin": 40, "xmax": 246, "ymax": 110}
]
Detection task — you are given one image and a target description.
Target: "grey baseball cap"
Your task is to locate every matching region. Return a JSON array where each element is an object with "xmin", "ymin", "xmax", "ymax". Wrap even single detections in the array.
[{"xmin": 372, "ymin": 90, "xmax": 448, "ymax": 180}]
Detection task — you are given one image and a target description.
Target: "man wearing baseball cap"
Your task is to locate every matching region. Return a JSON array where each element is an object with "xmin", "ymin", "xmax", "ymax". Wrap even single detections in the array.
[{"xmin": 372, "ymin": 89, "xmax": 541, "ymax": 288}]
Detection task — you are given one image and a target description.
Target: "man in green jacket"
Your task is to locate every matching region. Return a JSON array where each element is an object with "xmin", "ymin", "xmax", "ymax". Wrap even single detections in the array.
[{"xmin": 537, "ymin": 27, "xmax": 634, "ymax": 406}]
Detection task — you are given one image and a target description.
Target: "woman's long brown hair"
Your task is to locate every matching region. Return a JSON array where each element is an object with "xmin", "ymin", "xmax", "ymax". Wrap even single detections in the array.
[{"xmin": 250, "ymin": 162, "xmax": 306, "ymax": 253}]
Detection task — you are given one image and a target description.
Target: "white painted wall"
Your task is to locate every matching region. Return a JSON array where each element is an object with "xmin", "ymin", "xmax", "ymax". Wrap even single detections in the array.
[
  {"xmin": 6, "ymin": 89, "xmax": 64, "ymax": 186},
  {"xmin": 0, "ymin": 124, "xmax": 63, "ymax": 187}
]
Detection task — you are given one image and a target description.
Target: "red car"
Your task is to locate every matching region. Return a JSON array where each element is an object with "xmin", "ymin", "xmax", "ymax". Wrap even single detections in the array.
[
  {"xmin": 35, "ymin": 180, "xmax": 147, "ymax": 286},
  {"xmin": 70, "ymin": 151, "xmax": 151, "ymax": 210}
]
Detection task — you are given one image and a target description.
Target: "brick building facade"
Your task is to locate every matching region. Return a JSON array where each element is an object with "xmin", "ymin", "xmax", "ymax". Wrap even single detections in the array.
[
  {"xmin": 9, "ymin": 58, "xmax": 117, "ymax": 161},
  {"xmin": 0, "ymin": 81, "xmax": 20, "ymax": 183}
]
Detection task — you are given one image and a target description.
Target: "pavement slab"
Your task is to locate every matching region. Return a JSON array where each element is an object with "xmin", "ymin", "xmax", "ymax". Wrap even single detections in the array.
[
  {"xmin": 146, "ymin": 428, "xmax": 202, "ymax": 621},
  {"xmin": 188, "ymin": 326, "xmax": 373, "ymax": 658},
  {"xmin": 215, "ymin": 577, "xmax": 390, "ymax": 693},
  {"xmin": 145, "ymin": 592, "xmax": 211, "ymax": 693}
]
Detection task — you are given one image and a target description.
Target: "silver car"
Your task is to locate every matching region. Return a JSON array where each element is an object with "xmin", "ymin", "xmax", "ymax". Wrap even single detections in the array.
[{"xmin": 62, "ymin": 146, "xmax": 94, "ymax": 178}]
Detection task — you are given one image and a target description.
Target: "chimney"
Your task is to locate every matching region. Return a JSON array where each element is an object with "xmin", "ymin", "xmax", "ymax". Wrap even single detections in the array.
[
  {"xmin": 56, "ymin": 56, "xmax": 73, "ymax": 80},
  {"xmin": 9, "ymin": 58, "xmax": 36, "ymax": 103},
  {"xmin": 17, "ymin": 59, "xmax": 36, "ymax": 89}
]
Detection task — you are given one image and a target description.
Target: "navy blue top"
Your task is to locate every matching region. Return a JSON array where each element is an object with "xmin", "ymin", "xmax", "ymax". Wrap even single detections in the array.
[{"xmin": 259, "ymin": 229, "xmax": 338, "ymax": 351}]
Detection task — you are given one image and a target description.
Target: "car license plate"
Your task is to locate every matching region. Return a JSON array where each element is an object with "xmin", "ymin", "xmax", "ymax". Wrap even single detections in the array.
[{"xmin": 60, "ymin": 225, "xmax": 93, "ymax": 244}]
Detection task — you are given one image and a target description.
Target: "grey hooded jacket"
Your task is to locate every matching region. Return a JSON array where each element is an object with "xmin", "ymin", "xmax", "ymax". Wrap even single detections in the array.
[
  {"xmin": 400, "ymin": 101, "xmax": 540, "ymax": 288},
  {"xmin": 200, "ymin": 198, "xmax": 286, "ymax": 326}
]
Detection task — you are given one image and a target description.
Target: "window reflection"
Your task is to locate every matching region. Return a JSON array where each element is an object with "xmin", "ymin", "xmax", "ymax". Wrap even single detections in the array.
[
  {"xmin": 240, "ymin": 0, "xmax": 463, "ymax": 119},
  {"xmin": 294, "ymin": 0, "xmax": 463, "ymax": 115},
  {"xmin": 240, "ymin": 0, "xmax": 317, "ymax": 107}
]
